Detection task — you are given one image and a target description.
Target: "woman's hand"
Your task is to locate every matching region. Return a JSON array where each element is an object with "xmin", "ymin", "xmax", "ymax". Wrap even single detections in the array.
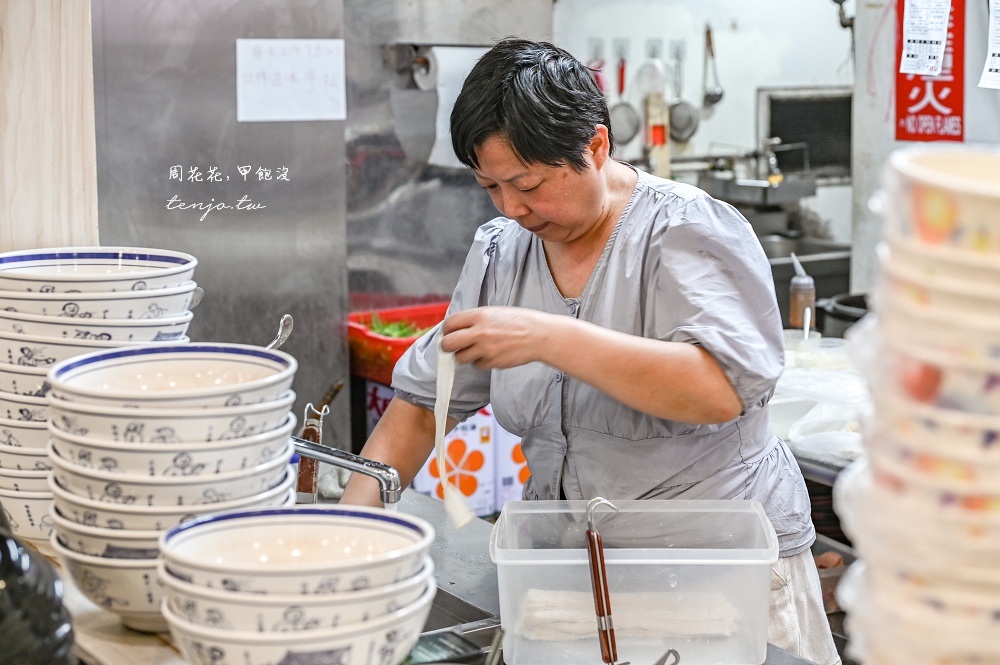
[{"xmin": 440, "ymin": 306, "xmax": 558, "ymax": 370}]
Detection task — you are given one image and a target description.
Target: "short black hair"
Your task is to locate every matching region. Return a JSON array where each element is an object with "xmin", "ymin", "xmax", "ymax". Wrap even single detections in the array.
[{"xmin": 450, "ymin": 38, "xmax": 613, "ymax": 172}]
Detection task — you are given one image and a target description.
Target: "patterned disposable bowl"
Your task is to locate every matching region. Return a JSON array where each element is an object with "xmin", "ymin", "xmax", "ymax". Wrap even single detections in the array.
[
  {"xmin": 876, "ymin": 246, "xmax": 1000, "ymax": 322},
  {"xmin": 874, "ymin": 335, "xmax": 1000, "ymax": 416},
  {"xmin": 876, "ymin": 290, "xmax": 1000, "ymax": 363},
  {"xmin": 0, "ymin": 246, "xmax": 197, "ymax": 293},
  {"xmin": 881, "ymin": 143, "xmax": 1000, "ymax": 255}
]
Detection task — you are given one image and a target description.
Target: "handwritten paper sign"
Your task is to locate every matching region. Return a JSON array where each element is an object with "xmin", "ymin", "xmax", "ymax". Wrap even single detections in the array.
[{"xmin": 236, "ymin": 39, "xmax": 346, "ymax": 122}]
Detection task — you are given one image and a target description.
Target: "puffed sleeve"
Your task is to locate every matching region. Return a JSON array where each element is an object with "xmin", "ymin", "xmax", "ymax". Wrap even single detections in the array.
[
  {"xmin": 390, "ymin": 218, "xmax": 509, "ymax": 421},
  {"xmin": 651, "ymin": 195, "xmax": 784, "ymax": 411}
]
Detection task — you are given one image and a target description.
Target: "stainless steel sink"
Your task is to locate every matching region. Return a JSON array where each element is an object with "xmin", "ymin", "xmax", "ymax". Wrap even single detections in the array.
[{"xmin": 757, "ymin": 234, "xmax": 851, "ymax": 262}]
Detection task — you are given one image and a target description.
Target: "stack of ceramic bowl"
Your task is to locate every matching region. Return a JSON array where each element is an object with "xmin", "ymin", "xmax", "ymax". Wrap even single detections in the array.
[
  {"xmin": 157, "ymin": 505, "xmax": 436, "ymax": 665},
  {"xmin": 0, "ymin": 246, "xmax": 200, "ymax": 545},
  {"xmin": 44, "ymin": 343, "xmax": 299, "ymax": 632},
  {"xmin": 833, "ymin": 144, "xmax": 1000, "ymax": 664}
]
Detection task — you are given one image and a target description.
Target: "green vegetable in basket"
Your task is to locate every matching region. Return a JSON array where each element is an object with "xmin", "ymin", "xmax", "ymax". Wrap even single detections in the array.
[{"xmin": 367, "ymin": 313, "xmax": 431, "ymax": 338}]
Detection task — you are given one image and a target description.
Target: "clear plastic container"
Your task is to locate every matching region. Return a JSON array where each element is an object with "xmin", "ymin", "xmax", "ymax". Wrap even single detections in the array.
[{"xmin": 489, "ymin": 500, "xmax": 777, "ymax": 665}]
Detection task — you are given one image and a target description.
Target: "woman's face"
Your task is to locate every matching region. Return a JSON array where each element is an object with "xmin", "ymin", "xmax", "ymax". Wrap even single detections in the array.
[{"xmin": 472, "ymin": 133, "xmax": 609, "ymax": 244}]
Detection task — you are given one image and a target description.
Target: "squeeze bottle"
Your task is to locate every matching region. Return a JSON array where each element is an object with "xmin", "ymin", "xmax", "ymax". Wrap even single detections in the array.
[{"xmin": 789, "ymin": 252, "xmax": 815, "ymax": 330}]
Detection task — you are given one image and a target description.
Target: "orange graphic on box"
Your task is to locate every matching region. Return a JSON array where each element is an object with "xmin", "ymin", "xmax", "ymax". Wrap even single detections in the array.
[
  {"xmin": 512, "ymin": 442, "xmax": 531, "ymax": 485},
  {"xmin": 429, "ymin": 438, "xmax": 484, "ymax": 498}
]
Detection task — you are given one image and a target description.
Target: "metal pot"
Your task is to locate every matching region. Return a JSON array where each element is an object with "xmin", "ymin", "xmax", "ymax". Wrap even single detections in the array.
[{"xmin": 820, "ymin": 293, "xmax": 868, "ymax": 338}]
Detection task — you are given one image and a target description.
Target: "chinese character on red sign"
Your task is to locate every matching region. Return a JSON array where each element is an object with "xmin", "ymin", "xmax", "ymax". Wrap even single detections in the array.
[{"xmin": 896, "ymin": 0, "xmax": 965, "ymax": 141}]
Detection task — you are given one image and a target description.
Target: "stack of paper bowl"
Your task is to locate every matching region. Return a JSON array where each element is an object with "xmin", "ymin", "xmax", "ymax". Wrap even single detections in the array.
[
  {"xmin": 45, "ymin": 343, "xmax": 299, "ymax": 633},
  {"xmin": 0, "ymin": 246, "xmax": 200, "ymax": 545},
  {"xmin": 834, "ymin": 144, "xmax": 1000, "ymax": 664},
  {"xmin": 157, "ymin": 506, "xmax": 436, "ymax": 665}
]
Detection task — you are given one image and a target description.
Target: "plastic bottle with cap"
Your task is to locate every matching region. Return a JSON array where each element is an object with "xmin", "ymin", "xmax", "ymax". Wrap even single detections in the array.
[{"xmin": 789, "ymin": 252, "xmax": 815, "ymax": 330}]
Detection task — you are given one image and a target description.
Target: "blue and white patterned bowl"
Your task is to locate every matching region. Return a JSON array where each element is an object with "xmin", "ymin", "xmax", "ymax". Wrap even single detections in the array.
[
  {"xmin": 0, "ymin": 329, "xmax": 189, "ymax": 370},
  {"xmin": 47, "ymin": 389, "xmax": 295, "ymax": 444},
  {"xmin": 47, "ymin": 414, "xmax": 296, "ymax": 476},
  {"xmin": 164, "ymin": 580, "xmax": 435, "ymax": 665},
  {"xmin": 0, "ymin": 308, "xmax": 193, "ymax": 343},
  {"xmin": 0, "ymin": 415, "xmax": 49, "ymax": 450},
  {"xmin": 0, "ymin": 246, "xmax": 197, "ymax": 293},
  {"xmin": 0, "ymin": 441, "xmax": 51, "ymax": 471},
  {"xmin": 47, "ymin": 343, "xmax": 297, "ymax": 408},
  {"xmin": 0, "ymin": 280, "xmax": 200, "ymax": 319},
  {"xmin": 0, "ymin": 487, "xmax": 53, "ymax": 542},
  {"xmin": 0, "ymin": 466, "xmax": 49, "ymax": 492},
  {"xmin": 50, "ymin": 508, "xmax": 161, "ymax": 560},
  {"xmin": 48, "ymin": 441, "xmax": 293, "ymax": 507},
  {"xmin": 0, "ymin": 390, "xmax": 47, "ymax": 423},
  {"xmin": 0, "ymin": 362, "xmax": 49, "ymax": 397},
  {"xmin": 159, "ymin": 556, "xmax": 434, "ymax": 632},
  {"xmin": 159, "ymin": 506, "xmax": 435, "ymax": 595},
  {"xmin": 50, "ymin": 534, "xmax": 167, "ymax": 633},
  {"xmin": 49, "ymin": 469, "xmax": 295, "ymax": 532}
]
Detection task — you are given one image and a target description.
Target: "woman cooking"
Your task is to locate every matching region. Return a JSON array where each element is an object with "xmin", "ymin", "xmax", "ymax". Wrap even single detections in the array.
[{"xmin": 341, "ymin": 38, "xmax": 840, "ymax": 665}]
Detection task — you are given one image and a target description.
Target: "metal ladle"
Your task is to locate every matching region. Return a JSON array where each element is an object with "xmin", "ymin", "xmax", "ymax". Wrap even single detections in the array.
[
  {"xmin": 702, "ymin": 24, "xmax": 724, "ymax": 108},
  {"xmin": 265, "ymin": 314, "xmax": 293, "ymax": 350}
]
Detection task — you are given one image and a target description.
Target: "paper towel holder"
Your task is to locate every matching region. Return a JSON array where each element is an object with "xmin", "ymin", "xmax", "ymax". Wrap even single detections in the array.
[{"xmin": 384, "ymin": 43, "xmax": 490, "ymax": 88}]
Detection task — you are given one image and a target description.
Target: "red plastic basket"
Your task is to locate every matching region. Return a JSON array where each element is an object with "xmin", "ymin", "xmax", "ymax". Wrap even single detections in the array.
[{"xmin": 347, "ymin": 302, "xmax": 449, "ymax": 386}]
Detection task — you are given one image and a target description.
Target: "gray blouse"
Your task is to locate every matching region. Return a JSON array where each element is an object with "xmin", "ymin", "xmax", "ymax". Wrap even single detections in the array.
[{"xmin": 393, "ymin": 169, "xmax": 815, "ymax": 556}]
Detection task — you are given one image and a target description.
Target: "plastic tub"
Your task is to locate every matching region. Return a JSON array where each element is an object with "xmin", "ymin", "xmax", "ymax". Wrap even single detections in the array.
[
  {"xmin": 489, "ymin": 500, "xmax": 778, "ymax": 665},
  {"xmin": 347, "ymin": 303, "xmax": 448, "ymax": 386}
]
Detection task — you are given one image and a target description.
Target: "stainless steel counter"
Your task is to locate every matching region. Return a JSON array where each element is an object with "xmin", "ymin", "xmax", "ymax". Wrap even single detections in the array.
[{"xmin": 393, "ymin": 490, "xmax": 821, "ymax": 665}]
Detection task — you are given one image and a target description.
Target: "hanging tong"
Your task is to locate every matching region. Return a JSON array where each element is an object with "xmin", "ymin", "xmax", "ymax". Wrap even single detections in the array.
[
  {"xmin": 587, "ymin": 497, "xmax": 620, "ymax": 664},
  {"xmin": 586, "ymin": 497, "xmax": 682, "ymax": 665}
]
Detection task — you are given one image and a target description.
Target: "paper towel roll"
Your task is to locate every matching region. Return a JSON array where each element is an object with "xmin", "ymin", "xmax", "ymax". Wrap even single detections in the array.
[{"xmin": 414, "ymin": 46, "xmax": 489, "ymax": 169}]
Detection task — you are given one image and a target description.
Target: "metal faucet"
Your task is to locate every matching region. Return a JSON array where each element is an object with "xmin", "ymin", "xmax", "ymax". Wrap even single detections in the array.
[{"xmin": 290, "ymin": 435, "xmax": 403, "ymax": 505}]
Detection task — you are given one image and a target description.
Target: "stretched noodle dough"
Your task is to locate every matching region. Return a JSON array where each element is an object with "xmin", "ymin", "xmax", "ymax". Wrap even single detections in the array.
[{"xmin": 436, "ymin": 348, "xmax": 474, "ymax": 528}]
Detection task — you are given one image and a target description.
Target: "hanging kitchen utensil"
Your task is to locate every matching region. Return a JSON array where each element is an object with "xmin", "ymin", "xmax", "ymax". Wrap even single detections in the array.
[
  {"xmin": 264, "ymin": 314, "xmax": 293, "ymax": 350},
  {"xmin": 668, "ymin": 45, "xmax": 699, "ymax": 143},
  {"xmin": 609, "ymin": 56, "xmax": 641, "ymax": 146},
  {"xmin": 586, "ymin": 497, "xmax": 621, "ymax": 664},
  {"xmin": 702, "ymin": 24, "xmax": 724, "ymax": 109}
]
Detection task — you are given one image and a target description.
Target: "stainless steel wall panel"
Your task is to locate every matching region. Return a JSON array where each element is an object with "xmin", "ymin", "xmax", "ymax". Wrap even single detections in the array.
[
  {"xmin": 92, "ymin": 0, "xmax": 351, "ymax": 446},
  {"xmin": 343, "ymin": 0, "xmax": 553, "ymax": 309}
]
